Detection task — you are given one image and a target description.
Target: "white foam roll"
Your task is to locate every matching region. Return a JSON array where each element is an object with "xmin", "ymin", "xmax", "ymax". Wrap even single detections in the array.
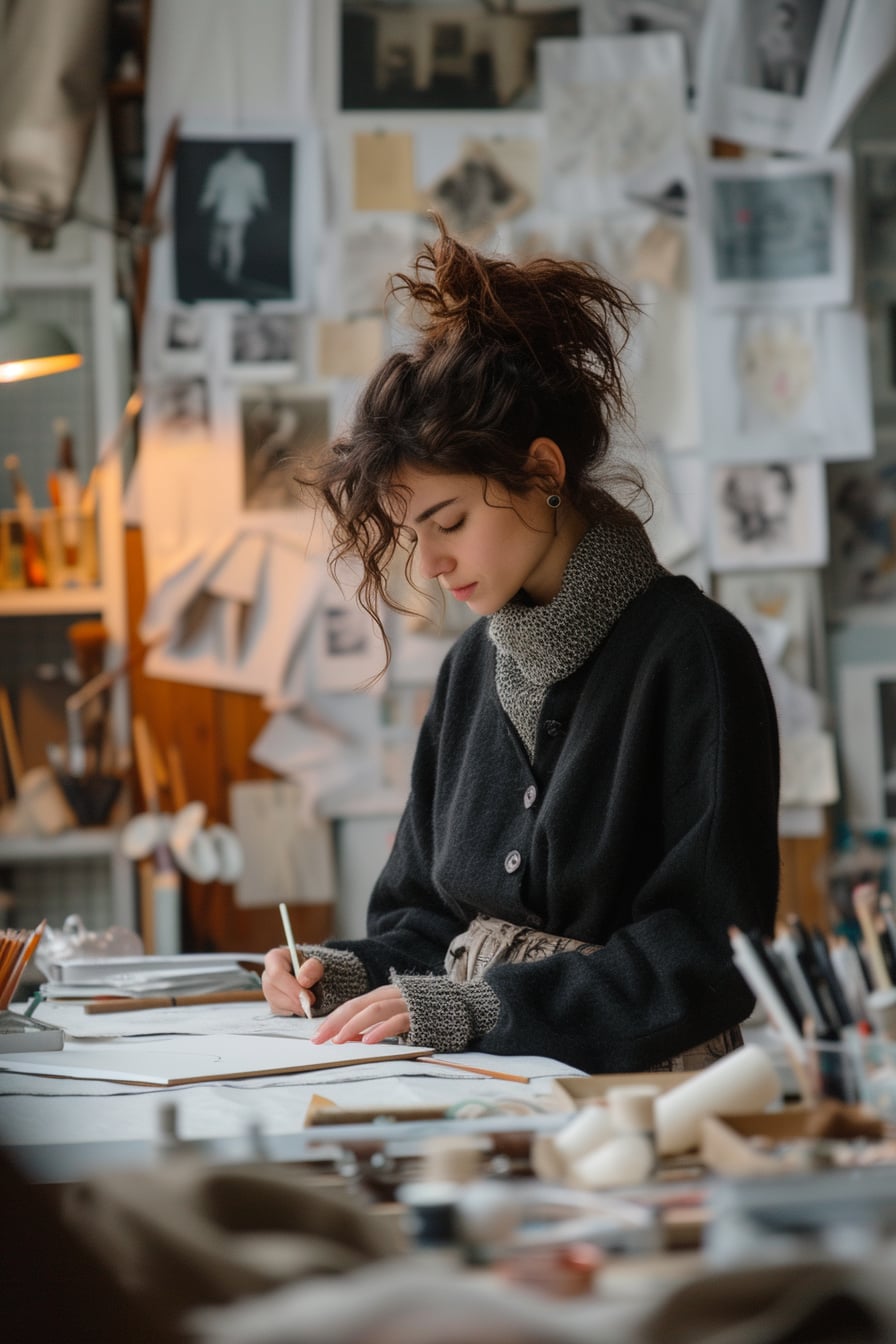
[
  {"xmin": 654, "ymin": 1044, "xmax": 781, "ymax": 1156},
  {"xmin": 571, "ymin": 1133, "xmax": 654, "ymax": 1189},
  {"xmin": 867, "ymin": 988, "xmax": 896, "ymax": 1040},
  {"xmin": 552, "ymin": 1103, "xmax": 615, "ymax": 1162}
]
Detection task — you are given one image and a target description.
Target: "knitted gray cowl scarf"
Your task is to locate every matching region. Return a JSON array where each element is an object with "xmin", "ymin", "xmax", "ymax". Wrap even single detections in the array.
[{"xmin": 489, "ymin": 519, "xmax": 665, "ymax": 760}]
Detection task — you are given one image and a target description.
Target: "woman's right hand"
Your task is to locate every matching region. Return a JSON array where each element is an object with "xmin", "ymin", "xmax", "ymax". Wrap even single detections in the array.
[{"xmin": 261, "ymin": 945, "xmax": 324, "ymax": 1017}]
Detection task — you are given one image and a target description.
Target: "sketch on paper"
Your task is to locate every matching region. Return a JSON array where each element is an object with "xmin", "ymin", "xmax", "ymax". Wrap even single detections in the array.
[
  {"xmin": 239, "ymin": 385, "xmax": 329, "ymax": 511},
  {"xmin": 859, "ymin": 144, "xmax": 896, "ymax": 272},
  {"xmin": 341, "ymin": 220, "xmax": 418, "ymax": 318},
  {"xmin": 708, "ymin": 460, "xmax": 827, "ymax": 571},
  {"xmin": 231, "ymin": 312, "xmax": 300, "ymax": 369},
  {"xmin": 175, "ymin": 137, "xmax": 296, "ymax": 303},
  {"xmin": 421, "ymin": 141, "xmax": 529, "ymax": 242},
  {"xmin": 696, "ymin": 152, "xmax": 852, "ymax": 308},
  {"xmin": 827, "ymin": 449, "xmax": 896, "ymax": 618},
  {"xmin": 340, "ymin": 1, "xmax": 579, "ymax": 111},
  {"xmin": 581, "ymin": 0, "xmax": 707, "ymax": 100},
  {"xmin": 540, "ymin": 33, "xmax": 688, "ymax": 213},
  {"xmin": 698, "ymin": 304, "xmax": 873, "ymax": 462},
  {"xmin": 150, "ymin": 377, "xmax": 209, "ymax": 434}
]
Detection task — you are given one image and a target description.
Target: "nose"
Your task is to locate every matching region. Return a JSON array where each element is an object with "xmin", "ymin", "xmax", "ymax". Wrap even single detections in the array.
[{"xmin": 416, "ymin": 535, "xmax": 455, "ymax": 582}]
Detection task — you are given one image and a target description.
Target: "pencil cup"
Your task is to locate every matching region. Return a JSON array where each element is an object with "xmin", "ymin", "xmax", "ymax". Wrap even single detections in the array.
[
  {"xmin": 846, "ymin": 1031, "xmax": 896, "ymax": 1123},
  {"xmin": 867, "ymin": 988, "xmax": 896, "ymax": 1042}
]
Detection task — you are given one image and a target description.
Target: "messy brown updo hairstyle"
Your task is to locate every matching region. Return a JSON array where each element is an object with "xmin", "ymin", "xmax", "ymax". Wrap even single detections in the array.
[{"xmin": 313, "ymin": 218, "xmax": 642, "ymax": 656}]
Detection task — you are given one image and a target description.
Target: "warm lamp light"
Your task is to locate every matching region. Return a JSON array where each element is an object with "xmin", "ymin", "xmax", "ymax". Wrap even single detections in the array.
[{"xmin": 0, "ymin": 301, "xmax": 83, "ymax": 382}]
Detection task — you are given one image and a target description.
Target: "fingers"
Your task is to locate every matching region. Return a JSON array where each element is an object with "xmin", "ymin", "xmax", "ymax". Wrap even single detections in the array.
[
  {"xmin": 262, "ymin": 947, "xmax": 322, "ymax": 1017},
  {"xmin": 311, "ymin": 985, "xmax": 410, "ymax": 1045}
]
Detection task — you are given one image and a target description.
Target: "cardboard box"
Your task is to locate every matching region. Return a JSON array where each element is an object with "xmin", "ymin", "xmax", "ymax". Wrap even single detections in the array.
[
  {"xmin": 551, "ymin": 1072, "xmax": 699, "ymax": 1112},
  {"xmin": 699, "ymin": 1106, "xmax": 870, "ymax": 1176}
]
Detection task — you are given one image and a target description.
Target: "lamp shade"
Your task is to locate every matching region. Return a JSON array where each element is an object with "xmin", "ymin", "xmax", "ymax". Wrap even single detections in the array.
[{"xmin": 0, "ymin": 307, "xmax": 82, "ymax": 382}]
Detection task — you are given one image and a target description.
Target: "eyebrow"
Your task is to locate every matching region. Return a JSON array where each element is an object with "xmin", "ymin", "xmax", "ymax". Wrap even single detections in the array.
[{"xmin": 413, "ymin": 497, "xmax": 458, "ymax": 525}]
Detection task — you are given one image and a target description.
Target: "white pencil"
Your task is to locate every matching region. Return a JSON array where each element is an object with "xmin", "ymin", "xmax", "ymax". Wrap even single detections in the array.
[{"xmin": 279, "ymin": 902, "xmax": 313, "ymax": 1021}]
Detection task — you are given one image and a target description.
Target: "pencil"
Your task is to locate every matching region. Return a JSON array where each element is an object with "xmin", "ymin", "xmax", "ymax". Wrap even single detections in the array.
[
  {"xmin": 85, "ymin": 989, "xmax": 266, "ymax": 1015},
  {"xmin": 0, "ymin": 918, "xmax": 47, "ymax": 1009},
  {"xmin": 278, "ymin": 901, "xmax": 313, "ymax": 1020}
]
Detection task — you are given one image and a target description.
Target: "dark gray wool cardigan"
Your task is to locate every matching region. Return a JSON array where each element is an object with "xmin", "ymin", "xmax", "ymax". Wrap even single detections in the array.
[{"xmin": 307, "ymin": 522, "xmax": 780, "ymax": 1074}]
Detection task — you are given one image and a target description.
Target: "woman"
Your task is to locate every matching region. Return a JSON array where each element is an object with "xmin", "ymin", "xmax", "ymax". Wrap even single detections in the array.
[{"xmin": 262, "ymin": 224, "xmax": 779, "ymax": 1073}]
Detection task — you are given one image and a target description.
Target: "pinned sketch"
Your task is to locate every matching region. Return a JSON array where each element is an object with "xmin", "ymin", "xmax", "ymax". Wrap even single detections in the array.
[
  {"xmin": 540, "ymin": 32, "xmax": 688, "ymax": 214},
  {"xmin": 859, "ymin": 143, "xmax": 896, "ymax": 273},
  {"xmin": 353, "ymin": 131, "xmax": 419, "ymax": 211},
  {"xmin": 230, "ymin": 311, "xmax": 301, "ymax": 376},
  {"xmin": 310, "ymin": 563, "xmax": 385, "ymax": 694},
  {"xmin": 340, "ymin": 1, "xmax": 579, "ymax": 111},
  {"xmin": 827, "ymin": 442, "xmax": 896, "ymax": 620},
  {"xmin": 230, "ymin": 780, "xmax": 335, "ymax": 908},
  {"xmin": 420, "ymin": 140, "xmax": 530, "ymax": 243},
  {"xmin": 141, "ymin": 531, "xmax": 325, "ymax": 698},
  {"xmin": 698, "ymin": 305, "xmax": 874, "ymax": 462},
  {"xmin": 239, "ymin": 384, "xmax": 329, "ymax": 513},
  {"xmin": 316, "ymin": 317, "xmax": 385, "ymax": 379},
  {"xmin": 695, "ymin": 151, "xmax": 853, "ymax": 310},
  {"xmin": 249, "ymin": 709, "xmax": 381, "ymax": 819},
  {"xmin": 341, "ymin": 219, "xmax": 418, "ymax": 317},
  {"xmin": 707, "ymin": 460, "xmax": 828, "ymax": 572},
  {"xmin": 146, "ymin": 376, "xmax": 210, "ymax": 435}
]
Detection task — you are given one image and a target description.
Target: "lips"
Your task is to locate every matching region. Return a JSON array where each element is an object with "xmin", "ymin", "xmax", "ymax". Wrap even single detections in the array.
[{"xmin": 449, "ymin": 583, "xmax": 477, "ymax": 601}]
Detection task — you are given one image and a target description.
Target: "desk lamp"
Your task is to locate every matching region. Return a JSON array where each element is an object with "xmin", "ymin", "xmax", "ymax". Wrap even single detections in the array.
[{"xmin": 0, "ymin": 297, "xmax": 82, "ymax": 383}]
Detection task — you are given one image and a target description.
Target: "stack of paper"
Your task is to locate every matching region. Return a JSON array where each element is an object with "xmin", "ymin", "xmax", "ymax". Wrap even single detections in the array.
[{"xmin": 43, "ymin": 952, "xmax": 265, "ymax": 999}]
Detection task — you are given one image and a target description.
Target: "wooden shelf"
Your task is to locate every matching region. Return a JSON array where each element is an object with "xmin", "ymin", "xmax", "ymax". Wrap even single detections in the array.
[
  {"xmin": 0, "ymin": 587, "xmax": 106, "ymax": 617},
  {"xmin": 0, "ymin": 827, "xmax": 122, "ymax": 863}
]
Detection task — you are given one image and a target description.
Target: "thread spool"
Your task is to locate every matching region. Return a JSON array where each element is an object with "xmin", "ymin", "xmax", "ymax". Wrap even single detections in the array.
[
  {"xmin": 420, "ymin": 1133, "xmax": 488, "ymax": 1184},
  {"xmin": 604, "ymin": 1084, "xmax": 659, "ymax": 1137},
  {"xmin": 654, "ymin": 1044, "xmax": 781, "ymax": 1156}
]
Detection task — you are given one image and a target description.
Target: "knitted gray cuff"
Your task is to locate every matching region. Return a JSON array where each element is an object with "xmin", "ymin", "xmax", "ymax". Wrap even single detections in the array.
[
  {"xmin": 301, "ymin": 945, "xmax": 369, "ymax": 1016},
  {"xmin": 390, "ymin": 971, "xmax": 501, "ymax": 1053}
]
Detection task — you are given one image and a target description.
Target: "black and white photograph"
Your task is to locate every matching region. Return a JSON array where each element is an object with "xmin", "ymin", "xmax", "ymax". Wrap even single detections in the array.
[
  {"xmin": 422, "ymin": 141, "xmax": 529, "ymax": 241},
  {"xmin": 150, "ymin": 377, "xmax": 210, "ymax": 434},
  {"xmin": 696, "ymin": 0, "xmax": 850, "ymax": 154},
  {"xmin": 165, "ymin": 307, "xmax": 206, "ymax": 351},
  {"xmin": 231, "ymin": 312, "xmax": 301, "ymax": 371},
  {"xmin": 860, "ymin": 144, "xmax": 896, "ymax": 272},
  {"xmin": 175, "ymin": 137, "xmax": 296, "ymax": 303},
  {"xmin": 839, "ymin": 662, "xmax": 896, "ymax": 831},
  {"xmin": 696, "ymin": 152, "xmax": 852, "ymax": 308},
  {"xmin": 827, "ymin": 445, "xmax": 896, "ymax": 618},
  {"xmin": 239, "ymin": 385, "xmax": 329, "ymax": 511},
  {"xmin": 707, "ymin": 459, "xmax": 828, "ymax": 571},
  {"xmin": 340, "ymin": 1, "xmax": 579, "ymax": 111}
]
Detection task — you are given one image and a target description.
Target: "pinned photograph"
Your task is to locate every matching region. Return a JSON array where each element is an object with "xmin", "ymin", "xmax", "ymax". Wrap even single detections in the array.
[
  {"xmin": 421, "ymin": 140, "xmax": 529, "ymax": 243},
  {"xmin": 695, "ymin": 152, "xmax": 853, "ymax": 308},
  {"xmin": 838, "ymin": 661, "xmax": 896, "ymax": 830},
  {"xmin": 340, "ymin": 1, "xmax": 579, "ymax": 111},
  {"xmin": 859, "ymin": 144, "xmax": 896, "ymax": 273},
  {"xmin": 697, "ymin": 0, "xmax": 850, "ymax": 153},
  {"xmin": 150, "ymin": 377, "xmax": 210, "ymax": 434},
  {"xmin": 165, "ymin": 307, "xmax": 206, "ymax": 351},
  {"xmin": 230, "ymin": 312, "xmax": 300, "ymax": 374},
  {"xmin": 239, "ymin": 385, "xmax": 329, "ymax": 512},
  {"xmin": 827, "ymin": 443, "xmax": 896, "ymax": 619},
  {"xmin": 175, "ymin": 136, "xmax": 297, "ymax": 303},
  {"xmin": 707, "ymin": 459, "xmax": 828, "ymax": 571}
]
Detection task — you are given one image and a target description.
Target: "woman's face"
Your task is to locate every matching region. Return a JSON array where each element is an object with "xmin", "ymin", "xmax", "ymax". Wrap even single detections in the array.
[{"xmin": 391, "ymin": 465, "xmax": 565, "ymax": 614}]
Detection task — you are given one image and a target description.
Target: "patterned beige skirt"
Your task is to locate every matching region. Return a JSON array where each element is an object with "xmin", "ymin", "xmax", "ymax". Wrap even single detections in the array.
[{"xmin": 444, "ymin": 913, "xmax": 742, "ymax": 1072}]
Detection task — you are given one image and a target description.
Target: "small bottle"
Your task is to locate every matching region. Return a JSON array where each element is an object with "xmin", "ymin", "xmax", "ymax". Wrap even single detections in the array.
[
  {"xmin": 4, "ymin": 454, "xmax": 47, "ymax": 587},
  {"xmin": 47, "ymin": 418, "xmax": 82, "ymax": 574}
]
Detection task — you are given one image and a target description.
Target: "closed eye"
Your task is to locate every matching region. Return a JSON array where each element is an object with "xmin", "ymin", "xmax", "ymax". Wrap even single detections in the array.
[{"xmin": 436, "ymin": 518, "xmax": 464, "ymax": 534}]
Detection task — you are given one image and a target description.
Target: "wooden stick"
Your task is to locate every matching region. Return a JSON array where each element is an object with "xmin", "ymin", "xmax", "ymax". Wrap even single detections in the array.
[
  {"xmin": 85, "ymin": 989, "xmax": 265, "ymax": 1015},
  {"xmin": 0, "ymin": 686, "xmax": 24, "ymax": 791},
  {"xmin": 166, "ymin": 743, "xmax": 189, "ymax": 812},
  {"xmin": 132, "ymin": 714, "xmax": 160, "ymax": 812},
  {"xmin": 854, "ymin": 883, "xmax": 893, "ymax": 991}
]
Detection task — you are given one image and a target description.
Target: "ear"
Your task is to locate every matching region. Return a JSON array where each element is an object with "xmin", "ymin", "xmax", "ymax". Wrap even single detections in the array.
[{"xmin": 526, "ymin": 437, "xmax": 566, "ymax": 490}]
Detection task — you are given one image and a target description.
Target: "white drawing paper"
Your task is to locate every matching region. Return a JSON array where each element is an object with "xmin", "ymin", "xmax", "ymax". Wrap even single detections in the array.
[
  {"xmin": 838, "ymin": 661, "xmax": 896, "ymax": 832},
  {"xmin": 230, "ymin": 779, "xmax": 336, "ymax": 908},
  {"xmin": 540, "ymin": 32, "xmax": 688, "ymax": 214},
  {"xmin": 694, "ymin": 151, "xmax": 853, "ymax": 310}
]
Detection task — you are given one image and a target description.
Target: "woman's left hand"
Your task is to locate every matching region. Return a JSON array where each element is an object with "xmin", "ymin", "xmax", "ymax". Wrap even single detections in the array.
[{"xmin": 311, "ymin": 983, "xmax": 411, "ymax": 1046}]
